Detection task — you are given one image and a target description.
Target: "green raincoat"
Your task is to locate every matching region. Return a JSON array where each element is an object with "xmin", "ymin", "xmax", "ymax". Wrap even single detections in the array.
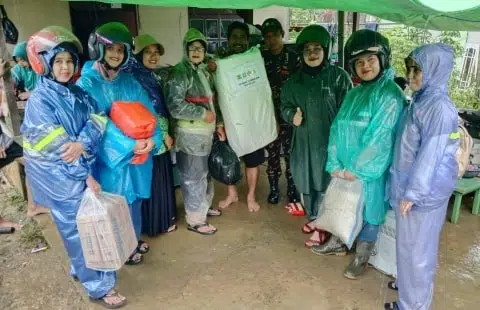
[
  {"xmin": 326, "ymin": 68, "xmax": 406, "ymax": 225},
  {"xmin": 280, "ymin": 64, "xmax": 352, "ymax": 194},
  {"xmin": 11, "ymin": 41, "xmax": 38, "ymax": 91}
]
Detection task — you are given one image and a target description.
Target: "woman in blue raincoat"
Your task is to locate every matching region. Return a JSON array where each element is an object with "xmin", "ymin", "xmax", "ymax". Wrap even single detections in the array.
[
  {"xmin": 128, "ymin": 34, "xmax": 177, "ymax": 235},
  {"xmin": 11, "ymin": 40, "xmax": 39, "ymax": 100},
  {"xmin": 385, "ymin": 44, "xmax": 459, "ymax": 310},
  {"xmin": 21, "ymin": 26, "xmax": 127, "ymax": 309},
  {"xmin": 77, "ymin": 22, "xmax": 162, "ymax": 265},
  {"xmin": 311, "ymin": 30, "xmax": 405, "ymax": 280}
]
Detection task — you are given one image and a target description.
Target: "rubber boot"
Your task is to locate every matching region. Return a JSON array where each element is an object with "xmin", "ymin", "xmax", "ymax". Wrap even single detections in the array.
[
  {"xmin": 268, "ymin": 177, "xmax": 280, "ymax": 204},
  {"xmin": 311, "ymin": 235, "xmax": 348, "ymax": 256},
  {"xmin": 286, "ymin": 182, "xmax": 300, "ymax": 203},
  {"xmin": 343, "ymin": 240, "xmax": 375, "ymax": 280}
]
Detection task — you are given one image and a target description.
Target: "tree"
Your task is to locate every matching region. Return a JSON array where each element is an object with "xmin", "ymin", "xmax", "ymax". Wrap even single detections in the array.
[{"xmin": 382, "ymin": 26, "xmax": 478, "ymax": 109}]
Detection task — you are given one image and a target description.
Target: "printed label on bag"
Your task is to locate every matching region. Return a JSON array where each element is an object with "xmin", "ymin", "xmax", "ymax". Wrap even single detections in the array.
[{"xmin": 228, "ymin": 62, "xmax": 261, "ymax": 90}]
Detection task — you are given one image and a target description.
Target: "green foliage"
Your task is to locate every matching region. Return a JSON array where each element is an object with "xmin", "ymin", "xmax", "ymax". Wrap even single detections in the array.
[{"xmin": 382, "ymin": 26, "xmax": 477, "ymax": 109}]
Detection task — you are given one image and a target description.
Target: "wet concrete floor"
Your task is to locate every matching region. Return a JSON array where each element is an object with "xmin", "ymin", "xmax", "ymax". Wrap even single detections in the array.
[{"xmin": 44, "ymin": 165, "xmax": 480, "ymax": 309}]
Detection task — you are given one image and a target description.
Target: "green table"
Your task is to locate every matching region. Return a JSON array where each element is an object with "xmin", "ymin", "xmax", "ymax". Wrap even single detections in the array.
[{"xmin": 451, "ymin": 178, "xmax": 480, "ymax": 224}]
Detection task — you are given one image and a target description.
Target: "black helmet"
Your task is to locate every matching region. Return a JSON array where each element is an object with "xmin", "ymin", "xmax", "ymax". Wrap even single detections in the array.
[
  {"xmin": 345, "ymin": 29, "xmax": 391, "ymax": 76},
  {"xmin": 88, "ymin": 22, "xmax": 133, "ymax": 66},
  {"xmin": 261, "ymin": 18, "xmax": 284, "ymax": 37}
]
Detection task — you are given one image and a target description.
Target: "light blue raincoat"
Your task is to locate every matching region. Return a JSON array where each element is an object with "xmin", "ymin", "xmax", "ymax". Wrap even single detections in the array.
[
  {"xmin": 77, "ymin": 61, "xmax": 163, "ymax": 205},
  {"xmin": 21, "ymin": 77, "xmax": 113, "ymax": 298},
  {"xmin": 326, "ymin": 68, "xmax": 405, "ymax": 225},
  {"xmin": 388, "ymin": 43, "xmax": 459, "ymax": 310}
]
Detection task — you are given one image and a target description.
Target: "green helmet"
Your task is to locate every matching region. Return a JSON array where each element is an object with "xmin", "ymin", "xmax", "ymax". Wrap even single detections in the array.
[
  {"xmin": 296, "ymin": 25, "xmax": 331, "ymax": 50},
  {"xmin": 88, "ymin": 22, "xmax": 133, "ymax": 65},
  {"xmin": 345, "ymin": 29, "xmax": 391, "ymax": 74},
  {"xmin": 133, "ymin": 34, "xmax": 165, "ymax": 56}
]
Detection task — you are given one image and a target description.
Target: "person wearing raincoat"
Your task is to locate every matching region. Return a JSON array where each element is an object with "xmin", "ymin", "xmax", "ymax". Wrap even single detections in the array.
[
  {"xmin": 77, "ymin": 22, "xmax": 162, "ymax": 264},
  {"xmin": 310, "ymin": 30, "xmax": 405, "ymax": 281},
  {"xmin": 11, "ymin": 40, "xmax": 39, "ymax": 100},
  {"xmin": 21, "ymin": 26, "xmax": 127, "ymax": 309},
  {"xmin": 280, "ymin": 25, "xmax": 352, "ymax": 247},
  {"xmin": 128, "ymin": 34, "xmax": 177, "ymax": 235},
  {"xmin": 166, "ymin": 28, "xmax": 222, "ymax": 235},
  {"xmin": 385, "ymin": 44, "xmax": 459, "ymax": 310}
]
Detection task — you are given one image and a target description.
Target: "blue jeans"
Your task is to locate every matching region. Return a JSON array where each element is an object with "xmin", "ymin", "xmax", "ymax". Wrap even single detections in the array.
[{"xmin": 357, "ymin": 222, "xmax": 380, "ymax": 242}]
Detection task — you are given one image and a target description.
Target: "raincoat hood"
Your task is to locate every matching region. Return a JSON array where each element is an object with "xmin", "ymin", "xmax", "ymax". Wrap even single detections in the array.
[
  {"xmin": 183, "ymin": 28, "xmax": 208, "ymax": 60},
  {"xmin": 13, "ymin": 41, "xmax": 28, "ymax": 62},
  {"xmin": 408, "ymin": 43, "xmax": 453, "ymax": 95}
]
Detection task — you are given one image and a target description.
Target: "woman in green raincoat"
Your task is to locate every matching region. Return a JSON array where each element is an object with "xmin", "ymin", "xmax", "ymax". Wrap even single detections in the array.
[
  {"xmin": 311, "ymin": 30, "xmax": 405, "ymax": 281},
  {"xmin": 280, "ymin": 25, "xmax": 352, "ymax": 247},
  {"xmin": 11, "ymin": 41, "xmax": 39, "ymax": 99}
]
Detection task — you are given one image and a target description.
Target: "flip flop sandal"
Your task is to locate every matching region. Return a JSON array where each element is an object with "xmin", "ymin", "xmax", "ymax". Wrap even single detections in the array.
[
  {"xmin": 125, "ymin": 252, "xmax": 143, "ymax": 265},
  {"xmin": 301, "ymin": 222, "xmax": 316, "ymax": 234},
  {"xmin": 207, "ymin": 208, "xmax": 222, "ymax": 216},
  {"xmin": 384, "ymin": 301, "xmax": 399, "ymax": 310},
  {"xmin": 187, "ymin": 223, "xmax": 217, "ymax": 235},
  {"xmin": 137, "ymin": 240, "xmax": 149, "ymax": 254},
  {"xmin": 165, "ymin": 224, "xmax": 178, "ymax": 233},
  {"xmin": 388, "ymin": 280, "xmax": 398, "ymax": 291},
  {"xmin": 89, "ymin": 289, "xmax": 127, "ymax": 309}
]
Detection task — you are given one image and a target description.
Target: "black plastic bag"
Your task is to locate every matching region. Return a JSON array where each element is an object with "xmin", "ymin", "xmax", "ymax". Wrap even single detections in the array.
[
  {"xmin": 1, "ymin": 5, "xmax": 19, "ymax": 45},
  {"xmin": 208, "ymin": 140, "xmax": 242, "ymax": 185}
]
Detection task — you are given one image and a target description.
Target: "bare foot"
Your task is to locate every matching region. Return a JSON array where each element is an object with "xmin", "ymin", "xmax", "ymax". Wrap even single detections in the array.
[
  {"xmin": 0, "ymin": 220, "xmax": 23, "ymax": 231},
  {"xmin": 167, "ymin": 224, "xmax": 177, "ymax": 233},
  {"xmin": 247, "ymin": 199, "xmax": 260, "ymax": 212},
  {"xmin": 197, "ymin": 224, "xmax": 217, "ymax": 234},
  {"xmin": 219, "ymin": 195, "xmax": 238, "ymax": 209},
  {"xmin": 27, "ymin": 204, "xmax": 50, "ymax": 217}
]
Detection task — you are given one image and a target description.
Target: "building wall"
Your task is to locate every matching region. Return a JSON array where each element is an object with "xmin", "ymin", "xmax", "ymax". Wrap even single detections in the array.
[
  {"xmin": 253, "ymin": 6, "xmax": 290, "ymax": 41},
  {"xmin": 137, "ymin": 6, "xmax": 189, "ymax": 66},
  {"xmin": 2, "ymin": 0, "xmax": 71, "ymax": 54}
]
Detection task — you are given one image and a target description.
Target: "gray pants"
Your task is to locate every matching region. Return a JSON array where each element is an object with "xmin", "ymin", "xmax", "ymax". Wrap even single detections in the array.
[{"xmin": 176, "ymin": 151, "xmax": 214, "ymax": 226}]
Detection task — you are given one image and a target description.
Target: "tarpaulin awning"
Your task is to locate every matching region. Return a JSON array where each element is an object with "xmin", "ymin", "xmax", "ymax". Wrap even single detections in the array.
[{"xmin": 69, "ymin": 0, "xmax": 480, "ymax": 31}]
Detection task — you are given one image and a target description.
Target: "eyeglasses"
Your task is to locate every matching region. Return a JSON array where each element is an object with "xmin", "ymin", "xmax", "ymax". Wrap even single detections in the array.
[
  {"xmin": 303, "ymin": 47, "xmax": 323, "ymax": 56},
  {"xmin": 188, "ymin": 47, "xmax": 205, "ymax": 53}
]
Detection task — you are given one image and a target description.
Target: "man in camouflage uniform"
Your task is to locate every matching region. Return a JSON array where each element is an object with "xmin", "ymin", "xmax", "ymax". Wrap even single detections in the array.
[{"xmin": 261, "ymin": 18, "xmax": 300, "ymax": 204}]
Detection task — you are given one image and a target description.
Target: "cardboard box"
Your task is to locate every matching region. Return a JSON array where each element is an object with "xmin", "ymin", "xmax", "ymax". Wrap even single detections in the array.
[
  {"xmin": 369, "ymin": 210, "xmax": 397, "ymax": 278},
  {"xmin": 77, "ymin": 191, "xmax": 137, "ymax": 271}
]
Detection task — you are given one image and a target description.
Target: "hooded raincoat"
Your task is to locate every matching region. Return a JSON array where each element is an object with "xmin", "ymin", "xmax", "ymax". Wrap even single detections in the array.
[
  {"xmin": 166, "ymin": 29, "xmax": 218, "ymax": 157},
  {"xmin": 280, "ymin": 64, "xmax": 352, "ymax": 219},
  {"xmin": 11, "ymin": 41, "xmax": 38, "ymax": 91},
  {"xmin": 388, "ymin": 44, "xmax": 459, "ymax": 310},
  {"xmin": 166, "ymin": 29, "xmax": 217, "ymax": 226},
  {"xmin": 21, "ymin": 77, "xmax": 112, "ymax": 298},
  {"xmin": 326, "ymin": 68, "xmax": 405, "ymax": 226},
  {"xmin": 77, "ymin": 61, "xmax": 162, "ymax": 239}
]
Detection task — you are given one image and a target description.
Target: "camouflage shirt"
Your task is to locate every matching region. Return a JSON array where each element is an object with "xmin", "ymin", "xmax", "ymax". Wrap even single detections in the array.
[{"xmin": 262, "ymin": 47, "xmax": 300, "ymax": 123}]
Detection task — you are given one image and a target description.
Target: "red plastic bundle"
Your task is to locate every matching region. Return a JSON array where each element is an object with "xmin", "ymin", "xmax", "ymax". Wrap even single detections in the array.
[{"xmin": 110, "ymin": 101, "xmax": 157, "ymax": 164}]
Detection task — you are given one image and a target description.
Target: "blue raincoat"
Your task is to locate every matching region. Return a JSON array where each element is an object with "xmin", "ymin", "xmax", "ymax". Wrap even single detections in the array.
[
  {"xmin": 388, "ymin": 44, "xmax": 459, "ymax": 310},
  {"xmin": 77, "ymin": 61, "xmax": 162, "ymax": 240},
  {"xmin": 21, "ymin": 77, "xmax": 113, "ymax": 299}
]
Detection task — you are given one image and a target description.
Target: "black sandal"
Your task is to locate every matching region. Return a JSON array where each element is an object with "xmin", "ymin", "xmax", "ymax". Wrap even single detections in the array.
[
  {"xmin": 384, "ymin": 301, "xmax": 399, "ymax": 310},
  {"xmin": 207, "ymin": 208, "xmax": 222, "ymax": 216},
  {"xmin": 137, "ymin": 240, "xmax": 149, "ymax": 254},
  {"xmin": 125, "ymin": 252, "xmax": 143, "ymax": 265},
  {"xmin": 89, "ymin": 289, "xmax": 127, "ymax": 309},
  {"xmin": 388, "ymin": 280, "xmax": 398, "ymax": 291},
  {"xmin": 187, "ymin": 223, "xmax": 217, "ymax": 235}
]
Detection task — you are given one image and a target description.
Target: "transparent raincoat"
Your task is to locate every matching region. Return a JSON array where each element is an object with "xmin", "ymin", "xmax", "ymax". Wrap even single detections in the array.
[
  {"xmin": 326, "ymin": 68, "xmax": 405, "ymax": 225},
  {"xmin": 165, "ymin": 28, "xmax": 217, "ymax": 157}
]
